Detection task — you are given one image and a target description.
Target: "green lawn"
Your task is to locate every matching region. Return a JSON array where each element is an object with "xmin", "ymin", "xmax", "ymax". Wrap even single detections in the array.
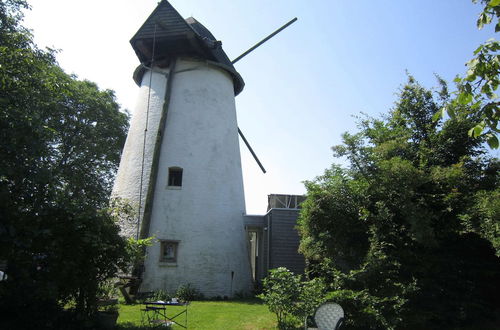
[{"xmin": 116, "ymin": 299, "xmax": 278, "ymax": 330}]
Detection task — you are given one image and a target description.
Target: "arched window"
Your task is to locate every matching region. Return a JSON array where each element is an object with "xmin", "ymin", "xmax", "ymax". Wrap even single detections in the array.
[{"xmin": 168, "ymin": 167, "xmax": 183, "ymax": 187}]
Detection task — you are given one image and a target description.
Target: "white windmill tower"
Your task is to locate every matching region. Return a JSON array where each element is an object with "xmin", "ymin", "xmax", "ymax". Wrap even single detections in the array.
[{"xmin": 112, "ymin": 0, "xmax": 295, "ymax": 297}]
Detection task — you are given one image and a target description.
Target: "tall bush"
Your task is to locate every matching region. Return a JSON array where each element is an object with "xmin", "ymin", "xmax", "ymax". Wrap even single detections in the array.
[{"xmin": 298, "ymin": 77, "xmax": 500, "ymax": 329}]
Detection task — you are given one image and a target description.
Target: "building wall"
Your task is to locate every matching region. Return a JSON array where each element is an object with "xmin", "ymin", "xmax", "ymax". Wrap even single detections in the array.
[
  {"xmin": 138, "ymin": 58, "xmax": 252, "ymax": 297},
  {"xmin": 112, "ymin": 67, "xmax": 169, "ymax": 238},
  {"xmin": 268, "ymin": 209, "xmax": 306, "ymax": 276},
  {"xmin": 244, "ymin": 207, "xmax": 306, "ymax": 282},
  {"xmin": 113, "ymin": 55, "xmax": 305, "ymax": 295}
]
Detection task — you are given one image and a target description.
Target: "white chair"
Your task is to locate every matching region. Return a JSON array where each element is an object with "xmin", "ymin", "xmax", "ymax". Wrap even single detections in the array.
[{"xmin": 314, "ymin": 302, "xmax": 344, "ymax": 330}]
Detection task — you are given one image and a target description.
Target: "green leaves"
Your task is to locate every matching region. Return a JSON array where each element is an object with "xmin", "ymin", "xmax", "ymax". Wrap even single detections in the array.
[
  {"xmin": 468, "ymin": 123, "xmax": 484, "ymax": 137},
  {"xmin": 452, "ymin": 1, "xmax": 500, "ymax": 148},
  {"xmin": 478, "ymin": 11, "xmax": 493, "ymax": 29},
  {"xmin": 487, "ymin": 133, "xmax": 499, "ymax": 148},
  {"xmin": 299, "ymin": 76, "xmax": 499, "ymax": 329},
  {"xmin": 489, "ymin": 0, "xmax": 500, "ymax": 7},
  {"xmin": 259, "ymin": 267, "xmax": 301, "ymax": 328},
  {"xmin": 457, "ymin": 91, "xmax": 473, "ymax": 105},
  {"xmin": 0, "ymin": 0, "xmax": 130, "ymax": 324},
  {"xmin": 259, "ymin": 268, "xmax": 327, "ymax": 329},
  {"xmin": 477, "ymin": 0, "xmax": 500, "ymax": 29},
  {"xmin": 432, "ymin": 107, "xmax": 445, "ymax": 122}
]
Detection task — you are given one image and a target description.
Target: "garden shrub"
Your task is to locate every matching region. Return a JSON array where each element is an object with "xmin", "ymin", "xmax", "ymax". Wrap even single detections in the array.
[
  {"xmin": 176, "ymin": 283, "xmax": 204, "ymax": 301},
  {"xmin": 151, "ymin": 289, "xmax": 173, "ymax": 302},
  {"xmin": 259, "ymin": 267, "xmax": 326, "ymax": 329}
]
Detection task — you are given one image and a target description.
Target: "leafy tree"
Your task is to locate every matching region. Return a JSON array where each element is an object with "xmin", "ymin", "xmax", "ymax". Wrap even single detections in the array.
[
  {"xmin": 298, "ymin": 77, "xmax": 500, "ymax": 329},
  {"xmin": 0, "ymin": 1, "xmax": 130, "ymax": 328},
  {"xmin": 442, "ymin": 0, "xmax": 500, "ymax": 148}
]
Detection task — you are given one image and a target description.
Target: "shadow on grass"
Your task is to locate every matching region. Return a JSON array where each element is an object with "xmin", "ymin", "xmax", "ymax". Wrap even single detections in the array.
[
  {"xmin": 201, "ymin": 297, "xmax": 265, "ymax": 305},
  {"xmin": 115, "ymin": 322, "xmax": 151, "ymax": 330}
]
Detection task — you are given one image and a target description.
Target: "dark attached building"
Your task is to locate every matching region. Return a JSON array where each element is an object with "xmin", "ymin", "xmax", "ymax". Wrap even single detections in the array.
[{"xmin": 244, "ymin": 194, "xmax": 306, "ymax": 282}]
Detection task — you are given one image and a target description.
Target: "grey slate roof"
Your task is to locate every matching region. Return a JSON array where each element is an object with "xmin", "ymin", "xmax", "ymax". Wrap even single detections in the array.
[{"xmin": 130, "ymin": 0, "xmax": 244, "ymax": 95}]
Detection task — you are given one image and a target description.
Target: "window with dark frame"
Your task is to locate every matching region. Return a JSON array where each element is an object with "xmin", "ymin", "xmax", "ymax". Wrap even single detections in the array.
[
  {"xmin": 160, "ymin": 240, "xmax": 179, "ymax": 263},
  {"xmin": 168, "ymin": 167, "xmax": 183, "ymax": 187}
]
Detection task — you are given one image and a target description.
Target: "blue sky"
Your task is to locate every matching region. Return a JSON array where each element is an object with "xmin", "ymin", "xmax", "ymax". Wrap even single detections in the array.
[{"xmin": 23, "ymin": 0, "xmax": 497, "ymax": 213}]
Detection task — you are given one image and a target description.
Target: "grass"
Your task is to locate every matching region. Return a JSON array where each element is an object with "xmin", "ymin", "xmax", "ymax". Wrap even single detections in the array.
[{"xmin": 116, "ymin": 298, "xmax": 278, "ymax": 330}]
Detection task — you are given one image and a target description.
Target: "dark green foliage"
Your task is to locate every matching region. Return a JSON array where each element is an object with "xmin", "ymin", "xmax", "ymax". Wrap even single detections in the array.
[
  {"xmin": 0, "ymin": 1, "xmax": 130, "ymax": 328},
  {"xmin": 465, "ymin": 187, "xmax": 500, "ymax": 253},
  {"xmin": 298, "ymin": 77, "xmax": 500, "ymax": 329}
]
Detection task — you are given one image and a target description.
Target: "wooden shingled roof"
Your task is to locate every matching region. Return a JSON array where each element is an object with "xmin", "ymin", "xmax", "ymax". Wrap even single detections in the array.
[{"xmin": 130, "ymin": 0, "xmax": 244, "ymax": 95}]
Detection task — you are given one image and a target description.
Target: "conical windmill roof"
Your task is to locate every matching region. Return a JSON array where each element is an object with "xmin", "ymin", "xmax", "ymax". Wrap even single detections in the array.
[{"xmin": 130, "ymin": 0, "xmax": 244, "ymax": 95}]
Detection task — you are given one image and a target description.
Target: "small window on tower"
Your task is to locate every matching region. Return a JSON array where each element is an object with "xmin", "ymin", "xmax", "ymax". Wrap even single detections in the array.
[
  {"xmin": 160, "ymin": 240, "xmax": 179, "ymax": 263},
  {"xmin": 168, "ymin": 167, "xmax": 183, "ymax": 187}
]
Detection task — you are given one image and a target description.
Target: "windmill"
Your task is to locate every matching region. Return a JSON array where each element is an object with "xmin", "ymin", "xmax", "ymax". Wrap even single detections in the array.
[{"xmin": 112, "ymin": 0, "xmax": 296, "ymax": 296}]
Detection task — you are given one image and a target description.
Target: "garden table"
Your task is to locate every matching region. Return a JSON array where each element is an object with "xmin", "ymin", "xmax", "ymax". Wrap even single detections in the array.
[{"xmin": 142, "ymin": 300, "xmax": 189, "ymax": 328}]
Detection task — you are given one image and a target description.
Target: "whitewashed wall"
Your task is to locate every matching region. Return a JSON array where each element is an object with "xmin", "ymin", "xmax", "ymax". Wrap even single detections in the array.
[
  {"xmin": 112, "ymin": 67, "xmax": 169, "ymax": 238},
  {"xmin": 113, "ymin": 58, "xmax": 252, "ymax": 297}
]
